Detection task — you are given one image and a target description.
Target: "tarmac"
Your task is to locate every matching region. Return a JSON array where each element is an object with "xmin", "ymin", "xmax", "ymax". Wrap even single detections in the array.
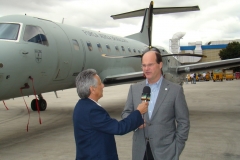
[{"xmin": 0, "ymin": 80, "xmax": 240, "ymax": 160}]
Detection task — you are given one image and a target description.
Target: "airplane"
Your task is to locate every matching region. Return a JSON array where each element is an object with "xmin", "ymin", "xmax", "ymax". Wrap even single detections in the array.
[{"xmin": 0, "ymin": 1, "xmax": 240, "ymax": 112}]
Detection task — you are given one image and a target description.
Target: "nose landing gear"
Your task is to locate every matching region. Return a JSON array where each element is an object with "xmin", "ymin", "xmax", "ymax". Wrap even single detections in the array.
[{"xmin": 31, "ymin": 94, "xmax": 47, "ymax": 111}]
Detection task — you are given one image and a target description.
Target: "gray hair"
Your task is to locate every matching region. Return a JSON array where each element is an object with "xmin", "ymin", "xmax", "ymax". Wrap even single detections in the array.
[{"xmin": 75, "ymin": 69, "xmax": 98, "ymax": 99}]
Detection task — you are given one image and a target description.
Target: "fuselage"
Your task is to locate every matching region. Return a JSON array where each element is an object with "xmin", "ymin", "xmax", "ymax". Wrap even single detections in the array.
[{"xmin": 0, "ymin": 15, "xmax": 151, "ymax": 100}]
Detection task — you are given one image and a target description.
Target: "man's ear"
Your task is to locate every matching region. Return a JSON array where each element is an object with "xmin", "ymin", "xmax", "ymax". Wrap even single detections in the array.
[
  {"xmin": 89, "ymin": 86, "xmax": 95, "ymax": 94},
  {"xmin": 159, "ymin": 62, "xmax": 163, "ymax": 69}
]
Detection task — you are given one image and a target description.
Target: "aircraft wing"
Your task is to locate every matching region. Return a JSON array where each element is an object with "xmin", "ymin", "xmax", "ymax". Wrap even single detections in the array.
[
  {"xmin": 177, "ymin": 58, "xmax": 240, "ymax": 74},
  {"xmin": 103, "ymin": 71, "xmax": 144, "ymax": 86}
]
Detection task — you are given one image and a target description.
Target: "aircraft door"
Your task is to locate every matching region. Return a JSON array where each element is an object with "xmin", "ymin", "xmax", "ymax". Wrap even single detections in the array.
[
  {"xmin": 48, "ymin": 23, "xmax": 72, "ymax": 81},
  {"xmin": 70, "ymin": 39, "xmax": 86, "ymax": 74}
]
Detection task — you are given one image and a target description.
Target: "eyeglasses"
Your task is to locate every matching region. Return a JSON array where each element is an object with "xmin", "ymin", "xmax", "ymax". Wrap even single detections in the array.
[{"xmin": 141, "ymin": 63, "xmax": 157, "ymax": 68}]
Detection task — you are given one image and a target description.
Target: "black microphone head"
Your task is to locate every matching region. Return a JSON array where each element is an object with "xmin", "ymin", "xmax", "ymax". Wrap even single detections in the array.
[
  {"xmin": 143, "ymin": 86, "xmax": 151, "ymax": 94},
  {"xmin": 141, "ymin": 86, "xmax": 151, "ymax": 101}
]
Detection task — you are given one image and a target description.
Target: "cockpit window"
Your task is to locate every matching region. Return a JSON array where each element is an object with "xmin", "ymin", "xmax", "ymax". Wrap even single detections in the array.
[
  {"xmin": 0, "ymin": 23, "xmax": 20, "ymax": 40},
  {"xmin": 23, "ymin": 25, "xmax": 49, "ymax": 46}
]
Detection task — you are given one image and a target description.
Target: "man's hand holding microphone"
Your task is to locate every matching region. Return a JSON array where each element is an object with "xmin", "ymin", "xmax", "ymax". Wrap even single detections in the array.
[{"xmin": 137, "ymin": 101, "xmax": 149, "ymax": 115}]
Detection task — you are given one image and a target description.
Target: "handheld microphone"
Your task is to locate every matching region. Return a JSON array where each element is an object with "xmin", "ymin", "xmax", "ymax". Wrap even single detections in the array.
[
  {"xmin": 141, "ymin": 86, "xmax": 151, "ymax": 102},
  {"xmin": 141, "ymin": 86, "xmax": 151, "ymax": 156},
  {"xmin": 135, "ymin": 86, "xmax": 151, "ymax": 132}
]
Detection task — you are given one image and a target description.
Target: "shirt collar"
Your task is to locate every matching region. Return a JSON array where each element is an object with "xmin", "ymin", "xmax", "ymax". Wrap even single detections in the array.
[
  {"xmin": 88, "ymin": 98, "xmax": 101, "ymax": 106},
  {"xmin": 146, "ymin": 76, "xmax": 163, "ymax": 86}
]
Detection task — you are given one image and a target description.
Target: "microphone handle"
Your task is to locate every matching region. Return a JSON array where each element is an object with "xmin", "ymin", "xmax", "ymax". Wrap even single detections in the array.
[{"xmin": 142, "ymin": 100, "xmax": 147, "ymax": 117}]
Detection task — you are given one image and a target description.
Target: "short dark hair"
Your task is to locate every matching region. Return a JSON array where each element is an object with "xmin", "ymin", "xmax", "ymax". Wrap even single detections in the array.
[{"xmin": 141, "ymin": 47, "xmax": 162, "ymax": 64}]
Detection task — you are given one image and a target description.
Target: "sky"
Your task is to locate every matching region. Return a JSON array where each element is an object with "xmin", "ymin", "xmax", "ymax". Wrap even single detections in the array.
[{"xmin": 0, "ymin": 0, "xmax": 240, "ymax": 49}]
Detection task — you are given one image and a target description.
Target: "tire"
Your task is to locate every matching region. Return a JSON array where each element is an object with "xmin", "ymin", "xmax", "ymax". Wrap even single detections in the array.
[
  {"xmin": 31, "ymin": 99, "xmax": 37, "ymax": 111},
  {"xmin": 39, "ymin": 99, "xmax": 47, "ymax": 111}
]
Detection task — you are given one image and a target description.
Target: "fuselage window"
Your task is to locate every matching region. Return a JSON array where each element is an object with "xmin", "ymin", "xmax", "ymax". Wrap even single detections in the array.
[
  {"xmin": 72, "ymin": 39, "xmax": 80, "ymax": 51},
  {"xmin": 128, "ymin": 47, "xmax": 131, "ymax": 53},
  {"xmin": 97, "ymin": 43, "xmax": 102, "ymax": 52},
  {"xmin": 121, "ymin": 46, "xmax": 125, "ymax": 52},
  {"xmin": 87, "ymin": 41, "xmax": 93, "ymax": 51},
  {"xmin": 138, "ymin": 50, "xmax": 141, "ymax": 54},
  {"xmin": 0, "ymin": 23, "xmax": 20, "ymax": 40},
  {"xmin": 106, "ymin": 44, "xmax": 111, "ymax": 52},
  {"xmin": 115, "ymin": 46, "xmax": 119, "ymax": 51},
  {"xmin": 133, "ymin": 49, "xmax": 136, "ymax": 53},
  {"xmin": 23, "ymin": 25, "xmax": 49, "ymax": 46}
]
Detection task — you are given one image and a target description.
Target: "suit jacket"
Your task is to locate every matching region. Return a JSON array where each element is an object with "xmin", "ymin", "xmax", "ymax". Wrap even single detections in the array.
[
  {"xmin": 73, "ymin": 98, "xmax": 144, "ymax": 160},
  {"xmin": 122, "ymin": 78, "xmax": 190, "ymax": 160}
]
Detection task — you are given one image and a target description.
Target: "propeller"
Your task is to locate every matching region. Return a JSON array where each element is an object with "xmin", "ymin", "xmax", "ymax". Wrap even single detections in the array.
[
  {"xmin": 162, "ymin": 53, "xmax": 207, "ymax": 58},
  {"xmin": 102, "ymin": 53, "xmax": 207, "ymax": 58}
]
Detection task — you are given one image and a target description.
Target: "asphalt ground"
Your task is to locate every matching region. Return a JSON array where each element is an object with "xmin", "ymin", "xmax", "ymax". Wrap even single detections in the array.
[{"xmin": 0, "ymin": 80, "xmax": 240, "ymax": 160}]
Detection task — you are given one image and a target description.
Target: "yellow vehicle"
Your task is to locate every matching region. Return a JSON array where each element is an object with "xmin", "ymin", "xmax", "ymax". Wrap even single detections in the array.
[
  {"xmin": 225, "ymin": 70, "xmax": 234, "ymax": 80},
  {"xmin": 186, "ymin": 74, "xmax": 191, "ymax": 82},
  {"xmin": 212, "ymin": 69, "xmax": 223, "ymax": 82},
  {"xmin": 196, "ymin": 75, "xmax": 199, "ymax": 81},
  {"xmin": 205, "ymin": 72, "xmax": 210, "ymax": 81}
]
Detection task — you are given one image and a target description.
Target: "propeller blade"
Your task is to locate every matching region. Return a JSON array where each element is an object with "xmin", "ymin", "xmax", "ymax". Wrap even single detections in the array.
[
  {"xmin": 162, "ymin": 53, "xmax": 207, "ymax": 58},
  {"xmin": 102, "ymin": 53, "xmax": 206, "ymax": 59},
  {"xmin": 101, "ymin": 54, "xmax": 141, "ymax": 58}
]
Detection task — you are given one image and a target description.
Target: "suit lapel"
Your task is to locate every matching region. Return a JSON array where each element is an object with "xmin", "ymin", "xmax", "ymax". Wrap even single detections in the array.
[{"xmin": 150, "ymin": 78, "xmax": 169, "ymax": 120}]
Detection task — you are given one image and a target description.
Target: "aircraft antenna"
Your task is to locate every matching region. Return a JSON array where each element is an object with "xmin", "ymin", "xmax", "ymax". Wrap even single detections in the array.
[{"xmin": 62, "ymin": 18, "xmax": 64, "ymax": 24}]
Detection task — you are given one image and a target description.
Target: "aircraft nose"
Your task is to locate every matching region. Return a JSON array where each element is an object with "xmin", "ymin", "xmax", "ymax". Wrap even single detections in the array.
[{"xmin": 0, "ymin": 42, "xmax": 21, "ymax": 100}]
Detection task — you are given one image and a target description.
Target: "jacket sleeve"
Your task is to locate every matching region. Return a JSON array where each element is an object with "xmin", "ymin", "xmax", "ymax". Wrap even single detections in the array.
[{"xmin": 89, "ymin": 106, "xmax": 144, "ymax": 135}]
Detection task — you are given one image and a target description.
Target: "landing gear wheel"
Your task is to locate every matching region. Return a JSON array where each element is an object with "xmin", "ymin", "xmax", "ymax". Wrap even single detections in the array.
[
  {"xmin": 30, "ymin": 97, "xmax": 47, "ymax": 111},
  {"xmin": 31, "ymin": 99, "xmax": 37, "ymax": 111},
  {"xmin": 39, "ymin": 99, "xmax": 47, "ymax": 111}
]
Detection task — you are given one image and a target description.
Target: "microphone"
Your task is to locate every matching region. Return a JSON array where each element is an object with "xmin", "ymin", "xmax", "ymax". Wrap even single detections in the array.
[
  {"xmin": 135, "ymin": 86, "xmax": 151, "ymax": 132},
  {"xmin": 139, "ymin": 86, "xmax": 151, "ymax": 152},
  {"xmin": 134, "ymin": 86, "xmax": 151, "ymax": 134},
  {"xmin": 141, "ymin": 86, "xmax": 151, "ymax": 102}
]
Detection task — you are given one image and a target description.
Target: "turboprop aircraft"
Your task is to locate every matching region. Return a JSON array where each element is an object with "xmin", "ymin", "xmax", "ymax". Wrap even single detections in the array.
[{"xmin": 0, "ymin": 1, "xmax": 240, "ymax": 112}]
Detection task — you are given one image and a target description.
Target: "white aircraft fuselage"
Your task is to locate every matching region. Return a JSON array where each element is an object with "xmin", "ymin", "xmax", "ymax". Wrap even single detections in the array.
[{"xmin": 0, "ymin": 15, "xmax": 148, "ymax": 101}]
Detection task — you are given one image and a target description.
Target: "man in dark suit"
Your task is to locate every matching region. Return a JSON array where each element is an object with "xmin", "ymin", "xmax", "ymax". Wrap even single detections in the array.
[
  {"xmin": 73, "ymin": 69, "xmax": 148, "ymax": 160},
  {"xmin": 122, "ymin": 47, "xmax": 190, "ymax": 160}
]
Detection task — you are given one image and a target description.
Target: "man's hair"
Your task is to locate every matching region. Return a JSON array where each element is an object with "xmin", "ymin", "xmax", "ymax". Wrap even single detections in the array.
[
  {"xmin": 75, "ymin": 69, "xmax": 98, "ymax": 99},
  {"xmin": 141, "ymin": 47, "xmax": 162, "ymax": 63}
]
